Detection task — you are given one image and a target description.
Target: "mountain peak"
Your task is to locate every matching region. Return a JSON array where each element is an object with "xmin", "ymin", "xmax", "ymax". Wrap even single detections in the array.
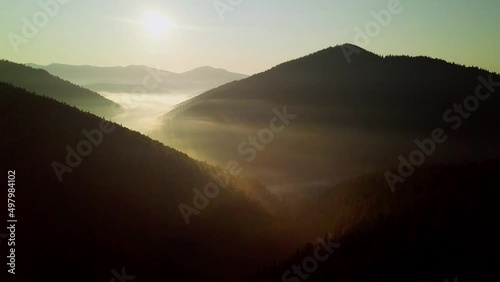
[
  {"xmin": 336, "ymin": 43, "xmax": 369, "ymax": 51},
  {"xmin": 192, "ymin": 66, "xmax": 218, "ymax": 70},
  {"xmin": 183, "ymin": 66, "xmax": 234, "ymax": 74},
  {"xmin": 181, "ymin": 66, "xmax": 248, "ymax": 79},
  {"xmin": 318, "ymin": 43, "xmax": 379, "ymax": 61},
  {"xmin": 258, "ymin": 43, "xmax": 381, "ymax": 76}
]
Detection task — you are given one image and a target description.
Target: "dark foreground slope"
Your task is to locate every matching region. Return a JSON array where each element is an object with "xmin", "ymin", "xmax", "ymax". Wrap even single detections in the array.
[
  {"xmin": 0, "ymin": 83, "xmax": 283, "ymax": 282},
  {"xmin": 157, "ymin": 44, "xmax": 500, "ymax": 191},
  {"xmin": 1, "ymin": 83, "xmax": 498, "ymax": 282},
  {"xmin": 0, "ymin": 60, "xmax": 122, "ymax": 118},
  {"xmin": 248, "ymin": 160, "xmax": 500, "ymax": 282}
]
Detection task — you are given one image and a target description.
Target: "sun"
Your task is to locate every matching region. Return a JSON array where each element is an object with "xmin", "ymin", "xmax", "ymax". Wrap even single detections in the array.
[{"xmin": 142, "ymin": 11, "xmax": 171, "ymax": 38}]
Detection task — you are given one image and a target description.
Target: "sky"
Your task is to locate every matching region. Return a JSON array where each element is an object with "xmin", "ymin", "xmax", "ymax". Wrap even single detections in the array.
[{"xmin": 0, "ymin": 0, "xmax": 499, "ymax": 75}]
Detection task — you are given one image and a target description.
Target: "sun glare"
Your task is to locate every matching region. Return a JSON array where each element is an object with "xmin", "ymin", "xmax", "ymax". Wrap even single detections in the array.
[{"xmin": 142, "ymin": 11, "xmax": 171, "ymax": 38}]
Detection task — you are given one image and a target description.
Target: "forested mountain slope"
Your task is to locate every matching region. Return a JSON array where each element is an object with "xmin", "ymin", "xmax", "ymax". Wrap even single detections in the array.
[
  {"xmin": 0, "ymin": 83, "xmax": 284, "ymax": 282},
  {"xmin": 158, "ymin": 44, "xmax": 500, "ymax": 190},
  {"xmin": 1, "ymin": 60, "xmax": 122, "ymax": 118}
]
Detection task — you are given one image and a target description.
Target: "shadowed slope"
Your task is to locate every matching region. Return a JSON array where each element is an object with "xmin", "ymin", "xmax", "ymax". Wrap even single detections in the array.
[
  {"xmin": 158, "ymin": 44, "xmax": 500, "ymax": 190},
  {"xmin": 1, "ymin": 60, "xmax": 122, "ymax": 118},
  {"xmin": 0, "ymin": 83, "xmax": 284, "ymax": 282}
]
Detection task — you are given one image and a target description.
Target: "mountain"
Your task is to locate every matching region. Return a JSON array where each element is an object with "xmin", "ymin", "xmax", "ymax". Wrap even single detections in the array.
[
  {"xmin": 25, "ymin": 63, "xmax": 175, "ymax": 86},
  {"xmin": 0, "ymin": 83, "xmax": 286, "ymax": 282},
  {"xmin": 0, "ymin": 60, "xmax": 122, "ymax": 118},
  {"xmin": 248, "ymin": 160, "xmax": 500, "ymax": 281},
  {"xmin": 27, "ymin": 63, "xmax": 248, "ymax": 94},
  {"xmin": 0, "ymin": 49, "xmax": 500, "ymax": 282},
  {"xmin": 180, "ymin": 66, "xmax": 248, "ymax": 82},
  {"xmin": 156, "ymin": 44, "xmax": 500, "ymax": 191}
]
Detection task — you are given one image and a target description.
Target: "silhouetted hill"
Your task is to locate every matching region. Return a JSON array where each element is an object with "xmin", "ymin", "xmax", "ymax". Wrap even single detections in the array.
[
  {"xmin": 0, "ymin": 60, "xmax": 122, "ymax": 118},
  {"xmin": 1, "ymin": 82, "xmax": 498, "ymax": 281},
  {"xmin": 27, "ymin": 63, "xmax": 248, "ymax": 94},
  {"xmin": 157, "ymin": 44, "xmax": 500, "ymax": 190},
  {"xmin": 0, "ymin": 83, "xmax": 284, "ymax": 282},
  {"xmin": 247, "ymin": 160, "xmax": 500, "ymax": 281},
  {"xmin": 26, "ymin": 63, "xmax": 175, "ymax": 86}
]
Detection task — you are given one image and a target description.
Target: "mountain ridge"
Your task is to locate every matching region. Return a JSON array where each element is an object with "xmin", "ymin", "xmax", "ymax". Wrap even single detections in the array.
[
  {"xmin": 27, "ymin": 63, "xmax": 247, "ymax": 76},
  {"xmin": 0, "ymin": 59, "xmax": 122, "ymax": 118},
  {"xmin": 156, "ymin": 44, "xmax": 500, "ymax": 190},
  {"xmin": 0, "ymin": 82, "xmax": 285, "ymax": 281},
  {"xmin": 25, "ymin": 63, "xmax": 248, "ymax": 94}
]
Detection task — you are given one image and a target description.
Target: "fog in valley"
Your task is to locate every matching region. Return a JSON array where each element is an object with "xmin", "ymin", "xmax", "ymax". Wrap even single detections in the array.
[{"xmin": 101, "ymin": 91, "xmax": 197, "ymax": 133}]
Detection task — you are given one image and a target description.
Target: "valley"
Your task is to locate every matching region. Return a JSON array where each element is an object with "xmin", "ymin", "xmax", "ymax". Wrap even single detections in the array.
[
  {"xmin": 1, "ymin": 2, "xmax": 499, "ymax": 280},
  {"xmin": 99, "ymin": 91, "xmax": 196, "ymax": 133}
]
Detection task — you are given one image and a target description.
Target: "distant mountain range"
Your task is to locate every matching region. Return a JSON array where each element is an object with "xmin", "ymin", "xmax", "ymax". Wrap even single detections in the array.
[
  {"xmin": 0, "ymin": 60, "xmax": 122, "ymax": 118},
  {"xmin": 26, "ymin": 63, "xmax": 248, "ymax": 94},
  {"xmin": 156, "ymin": 44, "xmax": 500, "ymax": 190}
]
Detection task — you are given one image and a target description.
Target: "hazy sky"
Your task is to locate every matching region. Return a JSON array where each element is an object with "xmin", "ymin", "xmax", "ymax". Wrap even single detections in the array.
[{"xmin": 0, "ymin": 0, "xmax": 499, "ymax": 74}]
